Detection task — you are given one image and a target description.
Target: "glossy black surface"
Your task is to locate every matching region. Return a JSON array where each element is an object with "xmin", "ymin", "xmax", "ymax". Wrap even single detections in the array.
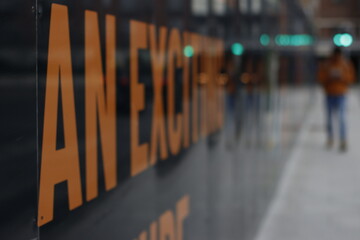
[
  {"xmin": 0, "ymin": 1, "xmax": 37, "ymax": 239},
  {"xmin": 0, "ymin": 0, "xmax": 314, "ymax": 239}
]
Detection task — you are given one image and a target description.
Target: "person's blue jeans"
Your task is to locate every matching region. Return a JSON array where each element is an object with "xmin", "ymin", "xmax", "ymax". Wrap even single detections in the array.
[{"xmin": 326, "ymin": 95, "xmax": 347, "ymax": 141}]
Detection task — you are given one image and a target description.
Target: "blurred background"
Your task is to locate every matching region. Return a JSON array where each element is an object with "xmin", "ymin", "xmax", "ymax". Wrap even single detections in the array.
[{"xmin": 0, "ymin": 0, "xmax": 360, "ymax": 239}]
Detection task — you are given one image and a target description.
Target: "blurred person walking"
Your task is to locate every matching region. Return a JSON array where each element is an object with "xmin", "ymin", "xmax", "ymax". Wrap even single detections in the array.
[
  {"xmin": 223, "ymin": 52, "xmax": 237, "ymax": 149},
  {"xmin": 318, "ymin": 47, "xmax": 355, "ymax": 152}
]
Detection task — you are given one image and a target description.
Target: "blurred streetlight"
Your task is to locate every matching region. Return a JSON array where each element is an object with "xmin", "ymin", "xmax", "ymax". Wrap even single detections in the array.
[
  {"xmin": 231, "ymin": 43, "xmax": 244, "ymax": 56},
  {"xmin": 333, "ymin": 33, "xmax": 353, "ymax": 47},
  {"xmin": 260, "ymin": 34, "xmax": 270, "ymax": 46},
  {"xmin": 184, "ymin": 45, "xmax": 194, "ymax": 57}
]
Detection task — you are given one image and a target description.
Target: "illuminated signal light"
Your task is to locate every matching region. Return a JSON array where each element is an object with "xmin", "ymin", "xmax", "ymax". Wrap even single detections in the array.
[
  {"xmin": 283, "ymin": 35, "xmax": 291, "ymax": 46},
  {"xmin": 184, "ymin": 45, "xmax": 194, "ymax": 57},
  {"xmin": 231, "ymin": 43, "xmax": 244, "ymax": 56},
  {"xmin": 340, "ymin": 33, "xmax": 353, "ymax": 47},
  {"xmin": 260, "ymin": 34, "xmax": 270, "ymax": 46},
  {"xmin": 333, "ymin": 34, "xmax": 342, "ymax": 47},
  {"xmin": 276, "ymin": 34, "xmax": 313, "ymax": 47},
  {"xmin": 275, "ymin": 35, "xmax": 290, "ymax": 46},
  {"xmin": 290, "ymin": 35, "xmax": 301, "ymax": 46},
  {"xmin": 333, "ymin": 33, "xmax": 353, "ymax": 47}
]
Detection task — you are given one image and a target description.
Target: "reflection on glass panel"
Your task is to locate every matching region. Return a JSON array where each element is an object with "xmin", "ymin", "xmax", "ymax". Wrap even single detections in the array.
[
  {"xmin": 192, "ymin": 0, "xmax": 209, "ymax": 16},
  {"xmin": 213, "ymin": 0, "xmax": 226, "ymax": 16},
  {"xmin": 251, "ymin": 0, "xmax": 261, "ymax": 13},
  {"xmin": 266, "ymin": 0, "xmax": 279, "ymax": 11},
  {"xmin": 102, "ymin": 0, "xmax": 112, "ymax": 7},
  {"xmin": 120, "ymin": 0, "xmax": 138, "ymax": 12},
  {"xmin": 239, "ymin": 0, "xmax": 248, "ymax": 13},
  {"xmin": 169, "ymin": 0, "xmax": 183, "ymax": 12}
]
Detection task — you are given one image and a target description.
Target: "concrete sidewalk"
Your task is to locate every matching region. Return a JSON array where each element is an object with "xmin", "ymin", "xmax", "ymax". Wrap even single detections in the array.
[{"xmin": 255, "ymin": 90, "xmax": 360, "ymax": 240}]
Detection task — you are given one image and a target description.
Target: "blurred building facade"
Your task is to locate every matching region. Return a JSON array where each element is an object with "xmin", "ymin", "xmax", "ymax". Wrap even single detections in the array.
[
  {"xmin": 316, "ymin": 0, "xmax": 360, "ymax": 39},
  {"xmin": 300, "ymin": 0, "xmax": 360, "ymax": 56}
]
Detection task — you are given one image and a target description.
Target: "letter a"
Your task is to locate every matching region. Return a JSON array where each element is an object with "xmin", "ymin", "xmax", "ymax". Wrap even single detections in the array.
[{"xmin": 38, "ymin": 4, "xmax": 82, "ymax": 226}]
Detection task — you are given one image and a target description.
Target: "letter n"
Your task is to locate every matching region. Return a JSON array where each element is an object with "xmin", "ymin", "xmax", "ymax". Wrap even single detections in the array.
[{"xmin": 85, "ymin": 11, "xmax": 117, "ymax": 201}]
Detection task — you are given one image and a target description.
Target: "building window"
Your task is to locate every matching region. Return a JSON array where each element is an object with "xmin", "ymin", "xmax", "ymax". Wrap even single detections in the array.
[
  {"xmin": 239, "ymin": 0, "xmax": 248, "ymax": 13},
  {"xmin": 239, "ymin": 0, "xmax": 262, "ymax": 14},
  {"xmin": 251, "ymin": 0, "xmax": 261, "ymax": 14},
  {"xmin": 213, "ymin": 0, "xmax": 226, "ymax": 16},
  {"xmin": 192, "ymin": 0, "xmax": 209, "ymax": 16}
]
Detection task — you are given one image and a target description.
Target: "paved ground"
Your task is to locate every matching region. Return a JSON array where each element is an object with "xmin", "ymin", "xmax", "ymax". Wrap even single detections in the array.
[{"xmin": 255, "ymin": 90, "xmax": 360, "ymax": 240}]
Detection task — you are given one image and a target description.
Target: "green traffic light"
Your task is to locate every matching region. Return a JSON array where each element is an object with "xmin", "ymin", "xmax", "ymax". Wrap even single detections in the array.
[
  {"xmin": 291, "ymin": 35, "xmax": 302, "ymax": 46},
  {"xmin": 333, "ymin": 34, "xmax": 342, "ymax": 47},
  {"xmin": 275, "ymin": 35, "xmax": 291, "ymax": 46},
  {"xmin": 275, "ymin": 34, "xmax": 313, "ymax": 47},
  {"xmin": 283, "ymin": 35, "xmax": 290, "ymax": 45},
  {"xmin": 184, "ymin": 45, "xmax": 194, "ymax": 57},
  {"xmin": 260, "ymin": 34, "xmax": 270, "ymax": 46},
  {"xmin": 340, "ymin": 33, "xmax": 353, "ymax": 47},
  {"xmin": 231, "ymin": 43, "xmax": 244, "ymax": 56},
  {"xmin": 333, "ymin": 33, "xmax": 353, "ymax": 47}
]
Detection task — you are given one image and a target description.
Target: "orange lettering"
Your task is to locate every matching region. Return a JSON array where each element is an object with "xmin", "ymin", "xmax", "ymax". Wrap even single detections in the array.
[
  {"xmin": 160, "ymin": 211, "xmax": 176, "ymax": 240},
  {"xmin": 191, "ymin": 34, "xmax": 200, "ymax": 143},
  {"xmin": 136, "ymin": 231, "xmax": 147, "ymax": 240},
  {"xmin": 150, "ymin": 221, "xmax": 158, "ymax": 240},
  {"xmin": 176, "ymin": 195, "xmax": 190, "ymax": 240},
  {"xmin": 85, "ymin": 11, "xmax": 117, "ymax": 201},
  {"xmin": 149, "ymin": 25, "xmax": 168, "ymax": 165},
  {"xmin": 133, "ymin": 195, "xmax": 190, "ymax": 240},
  {"xmin": 182, "ymin": 32, "xmax": 190, "ymax": 148},
  {"xmin": 130, "ymin": 21, "xmax": 149, "ymax": 176},
  {"xmin": 38, "ymin": 4, "xmax": 83, "ymax": 226},
  {"xmin": 167, "ymin": 29, "xmax": 183, "ymax": 155}
]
